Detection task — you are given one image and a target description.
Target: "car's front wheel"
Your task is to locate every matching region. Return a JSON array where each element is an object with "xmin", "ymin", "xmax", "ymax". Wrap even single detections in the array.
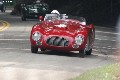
[
  {"xmin": 78, "ymin": 50, "xmax": 85, "ymax": 58},
  {"xmin": 1, "ymin": 9, "xmax": 4, "ymax": 12},
  {"xmin": 86, "ymin": 48, "xmax": 92, "ymax": 55},
  {"xmin": 79, "ymin": 48, "xmax": 92, "ymax": 57},
  {"xmin": 78, "ymin": 37, "xmax": 92, "ymax": 58},
  {"xmin": 31, "ymin": 45, "xmax": 38, "ymax": 53},
  {"xmin": 1, "ymin": 6, "xmax": 5, "ymax": 12}
]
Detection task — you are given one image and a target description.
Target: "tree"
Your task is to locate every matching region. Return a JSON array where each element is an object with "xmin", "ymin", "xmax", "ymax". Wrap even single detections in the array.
[{"xmin": 11, "ymin": 0, "xmax": 119, "ymax": 26}]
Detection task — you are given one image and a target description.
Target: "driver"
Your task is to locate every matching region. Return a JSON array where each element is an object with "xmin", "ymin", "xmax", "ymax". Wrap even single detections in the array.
[
  {"xmin": 51, "ymin": 10, "xmax": 60, "ymax": 20},
  {"xmin": 51, "ymin": 10, "xmax": 60, "ymax": 14}
]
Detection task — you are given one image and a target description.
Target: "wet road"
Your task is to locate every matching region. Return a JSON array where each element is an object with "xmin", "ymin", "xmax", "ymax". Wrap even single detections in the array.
[{"xmin": 0, "ymin": 10, "xmax": 118, "ymax": 80}]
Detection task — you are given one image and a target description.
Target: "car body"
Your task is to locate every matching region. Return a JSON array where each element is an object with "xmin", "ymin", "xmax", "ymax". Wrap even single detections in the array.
[
  {"xmin": 21, "ymin": 2, "xmax": 50, "ymax": 21},
  {"xmin": 30, "ymin": 14, "xmax": 95, "ymax": 57},
  {"xmin": 0, "ymin": 0, "xmax": 5, "ymax": 12}
]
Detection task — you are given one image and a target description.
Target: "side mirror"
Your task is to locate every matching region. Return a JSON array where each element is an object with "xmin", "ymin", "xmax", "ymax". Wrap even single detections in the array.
[{"xmin": 39, "ymin": 16, "xmax": 43, "ymax": 21}]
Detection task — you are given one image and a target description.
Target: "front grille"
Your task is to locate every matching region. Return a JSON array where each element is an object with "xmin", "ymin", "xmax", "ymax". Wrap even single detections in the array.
[{"xmin": 46, "ymin": 37, "xmax": 69, "ymax": 47}]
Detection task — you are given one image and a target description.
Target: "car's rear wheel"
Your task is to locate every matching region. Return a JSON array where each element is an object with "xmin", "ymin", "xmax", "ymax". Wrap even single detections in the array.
[
  {"xmin": 3, "ymin": 10, "xmax": 5, "ymax": 12},
  {"xmin": 31, "ymin": 45, "xmax": 38, "ymax": 53}
]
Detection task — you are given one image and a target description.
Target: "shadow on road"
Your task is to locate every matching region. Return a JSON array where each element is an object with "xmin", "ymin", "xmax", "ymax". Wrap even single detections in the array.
[
  {"xmin": 38, "ymin": 51, "xmax": 79, "ymax": 57},
  {"xmin": 36, "ymin": 50, "xmax": 108, "ymax": 59}
]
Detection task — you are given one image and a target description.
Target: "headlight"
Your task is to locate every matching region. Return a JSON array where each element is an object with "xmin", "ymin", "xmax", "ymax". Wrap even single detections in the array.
[
  {"xmin": 75, "ymin": 35, "xmax": 84, "ymax": 45},
  {"xmin": 32, "ymin": 32, "xmax": 41, "ymax": 41}
]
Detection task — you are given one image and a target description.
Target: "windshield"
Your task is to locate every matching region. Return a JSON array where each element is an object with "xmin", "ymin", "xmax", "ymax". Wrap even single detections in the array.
[
  {"xmin": 26, "ymin": 4, "xmax": 48, "ymax": 9},
  {"xmin": 44, "ymin": 14, "xmax": 68, "ymax": 21}
]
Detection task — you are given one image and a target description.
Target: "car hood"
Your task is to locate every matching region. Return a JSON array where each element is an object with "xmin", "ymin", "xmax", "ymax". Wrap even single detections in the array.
[{"xmin": 41, "ymin": 20, "xmax": 83, "ymax": 36}]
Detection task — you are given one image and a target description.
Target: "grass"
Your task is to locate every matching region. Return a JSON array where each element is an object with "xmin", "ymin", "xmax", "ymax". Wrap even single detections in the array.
[{"xmin": 70, "ymin": 63, "xmax": 120, "ymax": 80}]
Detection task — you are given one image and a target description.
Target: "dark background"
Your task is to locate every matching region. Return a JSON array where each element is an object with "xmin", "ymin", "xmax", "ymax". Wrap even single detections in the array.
[
  {"xmin": 10, "ymin": 0, "xmax": 120, "ymax": 27},
  {"xmin": 44, "ymin": 0, "xmax": 120, "ymax": 27}
]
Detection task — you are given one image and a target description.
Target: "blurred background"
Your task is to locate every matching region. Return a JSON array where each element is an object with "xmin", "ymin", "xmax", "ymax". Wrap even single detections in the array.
[{"xmin": 3, "ymin": 0, "xmax": 120, "ymax": 27}]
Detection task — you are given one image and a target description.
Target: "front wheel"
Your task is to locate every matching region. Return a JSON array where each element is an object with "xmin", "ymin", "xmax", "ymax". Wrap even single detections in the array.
[
  {"xmin": 1, "ymin": 9, "xmax": 4, "ymax": 12},
  {"xmin": 78, "ymin": 37, "xmax": 92, "ymax": 58},
  {"xmin": 1, "ymin": 7, "xmax": 5, "ymax": 12},
  {"xmin": 31, "ymin": 45, "xmax": 38, "ymax": 53},
  {"xmin": 86, "ymin": 48, "xmax": 92, "ymax": 55},
  {"xmin": 78, "ymin": 50, "xmax": 85, "ymax": 58},
  {"xmin": 78, "ymin": 48, "xmax": 92, "ymax": 58}
]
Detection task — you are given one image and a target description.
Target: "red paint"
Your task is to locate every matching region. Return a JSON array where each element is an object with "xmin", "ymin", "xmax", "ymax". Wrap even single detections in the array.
[{"xmin": 30, "ymin": 19, "xmax": 95, "ymax": 51}]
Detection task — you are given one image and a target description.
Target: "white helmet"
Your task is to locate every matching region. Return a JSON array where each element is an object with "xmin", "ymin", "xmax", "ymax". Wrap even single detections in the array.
[{"xmin": 51, "ymin": 10, "xmax": 60, "ymax": 14}]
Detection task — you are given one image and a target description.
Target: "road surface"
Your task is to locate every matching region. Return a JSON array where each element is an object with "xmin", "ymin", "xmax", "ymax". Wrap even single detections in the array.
[{"xmin": 0, "ymin": 10, "xmax": 119, "ymax": 80}]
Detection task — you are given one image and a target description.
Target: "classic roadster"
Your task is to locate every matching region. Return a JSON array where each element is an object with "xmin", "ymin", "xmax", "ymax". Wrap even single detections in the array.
[
  {"xmin": 21, "ymin": 2, "xmax": 49, "ymax": 21},
  {"xmin": 30, "ymin": 14, "xmax": 95, "ymax": 57}
]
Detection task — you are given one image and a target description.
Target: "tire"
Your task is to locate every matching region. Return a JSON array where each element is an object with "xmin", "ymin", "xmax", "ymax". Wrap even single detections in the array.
[
  {"xmin": 31, "ymin": 45, "xmax": 38, "ymax": 53},
  {"xmin": 3, "ymin": 7, "xmax": 5, "ymax": 12},
  {"xmin": 1, "ymin": 9, "xmax": 3, "ymax": 12},
  {"xmin": 86, "ymin": 48, "xmax": 92, "ymax": 55},
  {"xmin": 78, "ymin": 50, "xmax": 85, "ymax": 58},
  {"xmin": 40, "ymin": 48, "xmax": 46, "ymax": 51},
  {"xmin": 1, "ymin": 6, "xmax": 5, "ymax": 12},
  {"xmin": 21, "ymin": 15, "xmax": 26, "ymax": 21},
  {"xmin": 78, "ymin": 37, "xmax": 92, "ymax": 58},
  {"xmin": 78, "ymin": 49, "xmax": 92, "ymax": 58},
  {"xmin": 3, "ymin": 9, "xmax": 5, "ymax": 12}
]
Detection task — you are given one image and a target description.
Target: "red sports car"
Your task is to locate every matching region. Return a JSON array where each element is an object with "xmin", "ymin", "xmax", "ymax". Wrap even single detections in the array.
[{"xmin": 30, "ymin": 14, "xmax": 95, "ymax": 57}]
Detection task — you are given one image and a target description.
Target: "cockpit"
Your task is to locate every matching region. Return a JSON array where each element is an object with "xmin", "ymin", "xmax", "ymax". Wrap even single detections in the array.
[{"xmin": 44, "ymin": 14, "xmax": 68, "ymax": 21}]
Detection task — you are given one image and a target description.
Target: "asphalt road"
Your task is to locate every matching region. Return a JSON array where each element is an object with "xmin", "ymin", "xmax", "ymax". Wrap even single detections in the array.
[{"xmin": 0, "ymin": 10, "xmax": 119, "ymax": 80}]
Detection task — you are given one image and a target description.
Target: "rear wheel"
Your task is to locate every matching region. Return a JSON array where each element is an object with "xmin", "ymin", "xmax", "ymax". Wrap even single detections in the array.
[
  {"xmin": 31, "ymin": 45, "xmax": 38, "ymax": 53},
  {"xmin": 3, "ymin": 10, "xmax": 5, "ymax": 12}
]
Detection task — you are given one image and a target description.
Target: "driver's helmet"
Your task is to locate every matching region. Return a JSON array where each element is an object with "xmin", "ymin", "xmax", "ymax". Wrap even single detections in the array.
[
  {"xmin": 51, "ymin": 10, "xmax": 60, "ymax": 14},
  {"xmin": 51, "ymin": 10, "xmax": 60, "ymax": 20}
]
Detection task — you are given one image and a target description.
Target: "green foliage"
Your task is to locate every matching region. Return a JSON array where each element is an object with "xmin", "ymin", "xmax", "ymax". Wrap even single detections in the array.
[{"xmin": 70, "ymin": 63, "xmax": 120, "ymax": 80}]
